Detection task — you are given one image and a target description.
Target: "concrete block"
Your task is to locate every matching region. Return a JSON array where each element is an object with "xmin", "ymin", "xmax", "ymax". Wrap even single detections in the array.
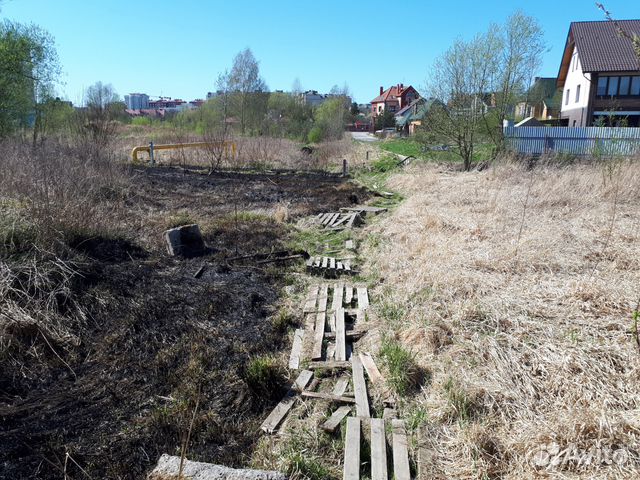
[
  {"xmin": 163, "ymin": 224, "xmax": 206, "ymax": 257},
  {"xmin": 148, "ymin": 454, "xmax": 287, "ymax": 480}
]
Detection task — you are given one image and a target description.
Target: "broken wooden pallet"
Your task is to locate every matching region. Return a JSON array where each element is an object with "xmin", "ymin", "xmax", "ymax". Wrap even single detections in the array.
[
  {"xmin": 314, "ymin": 211, "xmax": 363, "ymax": 230},
  {"xmin": 306, "ymin": 256, "xmax": 354, "ymax": 277}
]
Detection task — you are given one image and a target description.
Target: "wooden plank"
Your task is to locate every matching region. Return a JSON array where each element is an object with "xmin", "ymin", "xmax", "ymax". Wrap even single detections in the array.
[
  {"xmin": 331, "ymin": 282, "xmax": 344, "ymax": 311},
  {"xmin": 300, "ymin": 391, "xmax": 356, "ymax": 403},
  {"xmin": 330, "ymin": 257, "xmax": 336, "ymax": 269},
  {"xmin": 371, "ymin": 418, "xmax": 388, "ymax": 480},
  {"xmin": 359, "ymin": 352, "xmax": 384, "ymax": 385},
  {"xmin": 317, "ymin": 283, "xmax": 329, "ymax": 312},
  {"xmin": 300, "ymin": 314, "xmax": 316, "ymax": 364},
  {"xmin": 392, "ymin": 419, "xmax": 411, "ymax": 480},
  {"xmin": 356, "ymin": 308, "xmax": 366, "ymax": 324},
  {"xmin": 320, "ymin": 405, "xmax": 352, "ymax": 433},
  {"xmin": 324, "ymin": 328, "xmax": 367, "ymax": 340},
  {"xmin": 332, "ymin": 376, "xmax": 350, "ymax": 396},
  {"xmin": 309, "ymin": 360, "xmax": 351, "ymax": 370},
  {"xmin": 288, "ymin": 328, "xmax": 305, "ymax": 369},
  {"xmin": 343, "ymin": 417, "xmax": 361, "ymax": 480},
  {"xmin": 328, "ymin": 310, "xmax": 336, "ymax": 332},
  {"xmin": 330, "ymin": 213, "xmax": 348, "ymax": 227},
  {"xmin": 260, "ymin": 370, "xmax": 313, "ymax": 433},
  {"xmin": 345, "ymin": 239, "xmax": 355, "ymax": 250},
  {"xmin": 303, "ymin": 285, "xmax": 319, "ymax": 313},
  {"xmin": 336, "ymin": 261, "xmax": 344, "ymax": 270},
  {"xmin": 357, "ymin": 287, "xmax": 369, "ymax": 309},
  {"xmin": 344, "ymin": 285, "xmax": 353, "ymax": 305},
  {"xmin": 352, "ymin": 356, "xmax": 370, "ymax": 417},
  {"xmin": 326, "ymin": 342, "xmax": 335, "ymax": 361},
  {"xmin": 311, "ymin": 311, "xmax": 326, "ymax": 360},
  {"xmin": 321, "ymin": 213, "xmax": 334, "ymax": 225},
  {"xmin": 383, "ymin": 408, "xmax": 397, "ymax": 420},
  {"xmin": 335, "ymin": 308, "xmax": 346, "ymax": 362},
  {"xmin": 345, "ymin": 212, "xmax": 358, "ymax": 229},
  {"xmin": 344, "ymin": 260, "xmax": 351, "ymax": 271},
  {"xmin": 322, "ymin": 257, "xmax": 329, "ymax": 269}
]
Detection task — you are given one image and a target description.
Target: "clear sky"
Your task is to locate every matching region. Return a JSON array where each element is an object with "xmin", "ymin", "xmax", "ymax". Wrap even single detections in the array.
[{"xmin": 1, "ymin": 0, "xmax": 638, "ymax": 104}]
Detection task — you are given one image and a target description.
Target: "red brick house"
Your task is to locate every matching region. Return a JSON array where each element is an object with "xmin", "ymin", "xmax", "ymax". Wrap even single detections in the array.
[{"xmin": 371, "ymin": 84, "xmax": 420, "ymax": 117}]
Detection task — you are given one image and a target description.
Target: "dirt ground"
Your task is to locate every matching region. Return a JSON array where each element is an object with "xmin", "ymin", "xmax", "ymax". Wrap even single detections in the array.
[{"xmin": 0, "ymin": 166, "xmax": 368, "ymax": 479}]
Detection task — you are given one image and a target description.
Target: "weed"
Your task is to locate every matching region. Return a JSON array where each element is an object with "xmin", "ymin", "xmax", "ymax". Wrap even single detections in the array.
[
  {"xmin": 379, "ymin": 301, "xmax": 407, "ymax": 327},
  {"xmin": 244, "ymin": 355, "xmax": 286, "ymax": 397},
  {"xmin": 406, "ymin": 405, "xmax": 429, "ymax": 432},
  {"xmin": 443, "ymin": 377, "xmax": 475, "ymax": 424},
  {"xmin": 379, "ymin": 337, "xmax": 425, "ymax": 396},
  {"xmin": 166, "ymin": 211, "xmax": 195, "ymax": 229},
  {"xmin": 272, "ymin": 308, "xmax": 296, "ymax": 333},
  {"xmin": 371, "ymin": 154, "xmax": 400, "ymax": 173},
  {"xmin": 284, "ymin": 452, "xmax": 333, "ymax": 480}
]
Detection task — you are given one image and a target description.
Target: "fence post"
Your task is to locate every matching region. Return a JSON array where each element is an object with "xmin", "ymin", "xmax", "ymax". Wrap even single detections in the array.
[
  {"xmin": 342, "ymin": 159, "xmax": 348, "ymax": 177},
  {"xmin": 149, "ymin": 141, "xmax": 155, "ymax": 166}
]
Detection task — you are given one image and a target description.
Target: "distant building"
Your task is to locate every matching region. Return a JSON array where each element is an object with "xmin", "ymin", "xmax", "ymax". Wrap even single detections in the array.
[
  {"xmin": 371, "ymin": 84, "xmax": 420, "ymax": 116},
  {"xmin": 299, "ymin": 90, "xmax": 326, "ymax": 106},
  {"xmin": 515, "ymin": 77, "xmax": 562, "ymax": 120},
  {"xmin": 124, "ymin": 93, "xmax": 149, "ymax": 110}
]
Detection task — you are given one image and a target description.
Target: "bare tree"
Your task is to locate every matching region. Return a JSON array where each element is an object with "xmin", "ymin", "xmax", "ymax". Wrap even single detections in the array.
[
  {"xmin": 424, "ymin": 33, "xmax": 499, "ymax": 170},
  {"xmin": 74, "ymin": 81, "xmax": 121, "ymax": 156},
  {"xmin": 201, "ymin": 71, "xmax": 233, "ymax": 174},
  {"xmin": 228, "ymin": 48, "xmax": 267, "ymax": 134}
]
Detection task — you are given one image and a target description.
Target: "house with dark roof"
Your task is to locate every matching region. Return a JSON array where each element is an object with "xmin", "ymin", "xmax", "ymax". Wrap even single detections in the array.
[
  {"xmin": 394, "ymin": 97, "xmax": 435, "ymax": 135},
  {"xmin": 370, "ymin": 84, "xmax": 419, "ymax": 117},
  {"xmin": 516, "ymin": 77, "xmax": 562, "ymax": 120},
  {"xmin": 557, "ymin": 20, "xmax": 640, "ymax": 127}
]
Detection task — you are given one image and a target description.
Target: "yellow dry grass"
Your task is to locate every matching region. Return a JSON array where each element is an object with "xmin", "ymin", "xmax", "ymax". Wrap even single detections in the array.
[{"xmin": 363, "ymin": 159, "xmax": 640, "ymax": 478}]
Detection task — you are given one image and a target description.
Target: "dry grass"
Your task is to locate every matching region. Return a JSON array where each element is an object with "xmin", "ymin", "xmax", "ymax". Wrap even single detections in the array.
[{"xmin": 362, "ymin": 158, "xmax": 640, "ymax": 478}]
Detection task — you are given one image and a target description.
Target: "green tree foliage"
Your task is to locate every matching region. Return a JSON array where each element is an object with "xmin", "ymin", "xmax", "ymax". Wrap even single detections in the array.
[
  {"xmin": 374, "ymin": 108, "xmax": 396, "ymax": 130},
  {"xmin": 0, "ymin": 20, "xmax": 60, "ymax": 138},
  {"xmin": 308, "ymin": 97, "xmax": 348, "ymax": 143}
]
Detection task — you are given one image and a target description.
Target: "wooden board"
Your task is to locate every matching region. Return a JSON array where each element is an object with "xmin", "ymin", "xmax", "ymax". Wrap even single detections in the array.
[
  {"xmin": 318, "ymin": 283, "xmax": 329, "ymax": 312},
  {"xmin": 308, "ymin": 360, "xmax": 351, "ymax": 370},
  {"xmin": 288, "ymin": 329, "xmax": 305, "ymax": 369},
  {"xmin": 330, "ymin": 257, "xmax": 336, "ymax": 269},
  {"xmin": 328, "ymin": 310, "xmax": 336, "ymax": 332},
  {"xmin": 300, "ymin": 313, "xmax": 316, "ymax": 364},
  {"xmin": 322, "ymin": 257, "xmax": 329, "ymax": 268},
  {"xmin": 332, "ymin": 376, "xmax": 350, "ymax": 396},
  {"xmin": 260, "ymin": 370, "xmax": 313, "ymax": 433},
  {"xmin": 392, "ymin": 419, "xmax": 411, "ymax": 480},
  {"xmin": 343, "ymin": 417, "xmax": 361, "ymax": 480},
  {"xmin": 345, "ymin": 239, "xmax": 355, "ymax": 250},
  {"xmin": 370, "ymin": 418, "xmax": 388, "ymax": 480},
  {"xmin": 335, "ymin": 308, "xmax": 346, "ymax": 362},
  {"xmin": 357, "ymin": 287, "xmax": 369, "ymax": 309},
  {"xmin": 383, "ymin": 408, "xmax": 397, "ymax": 420},
  {"xmin": 300, "ymin": 391, "xmax": 356, "ymax": 403},
  {"xmin": 359, "ymin": 352, "xmax": 384, "ymax": 385},
  {"xmin": 356, "ymin": 308, "xmax": 366, "ymax": 324},
  {"xmin": 303, "ymin": 285, "xmax": 319, "ymax": 313},
  {"xmin": 351, "ymin": 356, "xmax": 370, "ymax": 418},
  {"xmin": 320, "ymin": 405, "xmax": 351, "ymax": 433},
  {"xmin": 326, "ymin": 342, "xmax": 335, "ymax": 361},
  {"xmin": 344, "ymin": 285, "xmax": 353, "ymax": 305},
  {"xmin": 324, "ymin": 328, "xmax": 367, "ymax": 340},
  {"xmin": 331, "ymin": 282, "xmax": 344, "ymax": 311},
  {"xmin": 311, "ymin": 311, "xmax": 326, "ymax": 360}
]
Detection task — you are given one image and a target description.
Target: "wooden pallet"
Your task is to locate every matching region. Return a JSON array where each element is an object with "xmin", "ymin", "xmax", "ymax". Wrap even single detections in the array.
[
  {"xmin": 306, "ymin": 256, "xmax": 354, "ymax": 277},
  {"xmin": 314, "ymin": 211, "xmax": 363, "ymax": 230}
]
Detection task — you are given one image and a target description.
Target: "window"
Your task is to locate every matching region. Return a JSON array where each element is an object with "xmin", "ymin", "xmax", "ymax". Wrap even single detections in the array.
[
  {"xmin": 565, "ymin": 89, "xmax": 570, "ymax": 106},
  {"xmin": 632, "ymin": 77, "xmax": 640, "ymax": 96},
  {"xmin": 607, "ymin": 76, "xmax": 619, "ymax": 96},
  {"xmin": 597, "ymin": 77, "xmax": 608, "ymax": 96},
  {"xmin": 576, "ymin": 85, "xmax": 581, "ymax": 103},
  {"xmin": 619, "ymin": 76, "xmax": 631, "ymax": 96}
]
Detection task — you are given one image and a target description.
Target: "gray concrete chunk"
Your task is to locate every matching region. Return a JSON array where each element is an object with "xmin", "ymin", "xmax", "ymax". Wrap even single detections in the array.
[{"xmin": 148, "ymin": 454, "xmax": 287, "ymax": 480}]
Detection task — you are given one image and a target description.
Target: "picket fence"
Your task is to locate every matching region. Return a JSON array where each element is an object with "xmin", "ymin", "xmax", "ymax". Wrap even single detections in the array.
[{"xmin": 503, "ymin": 126, "xmax": 640, "ymax": 156}]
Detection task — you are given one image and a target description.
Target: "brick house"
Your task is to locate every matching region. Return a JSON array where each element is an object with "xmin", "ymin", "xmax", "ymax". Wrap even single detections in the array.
[
  {"xmin": 370, "ymin": 84, "xmax": 419, "ymax": 117},
  {"xmin": 557, "ymin": 20, "xmax": 640, "ymax": 127}
]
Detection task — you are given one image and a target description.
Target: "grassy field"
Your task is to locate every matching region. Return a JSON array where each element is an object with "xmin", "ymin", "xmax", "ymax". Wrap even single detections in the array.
[
  {"xmin": 379, "ymin": 137, "xmax": 496, "ymax": 164},
  {"xmin": 360, "ymin": 157, "xmax": 640, "ymax": 478}
]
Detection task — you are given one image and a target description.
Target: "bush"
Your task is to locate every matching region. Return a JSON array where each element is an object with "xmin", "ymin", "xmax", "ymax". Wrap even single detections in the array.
[
  {"xmin": 307, "ymin": 125, "xmax": 324, "ymax": 144},
  {"xmin": 371, "ymin": 155, "xmax": 399, "ymax": 173}
]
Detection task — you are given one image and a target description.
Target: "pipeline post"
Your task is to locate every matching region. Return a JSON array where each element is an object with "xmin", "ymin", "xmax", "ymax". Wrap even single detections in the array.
[
  {"xmin": 149, "ymin": 141, "xmax": 155, "ymax": 166},
  {"xmin": 366, "ymin": 151, "xmax": 369, "ymax": 161}
]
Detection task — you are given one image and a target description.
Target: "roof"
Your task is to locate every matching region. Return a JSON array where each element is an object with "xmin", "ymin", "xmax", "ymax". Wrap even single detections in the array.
[
  {"xmin": 558, "ymin": 20, "xmax": 640, "ymax": 85},
  {"xmin": 395, "ymin": 98, "xmax": 435, "ymax": 126},
  {"xmin": 371, "ymin": 85, "xmax": 417, "ymax": 104}
]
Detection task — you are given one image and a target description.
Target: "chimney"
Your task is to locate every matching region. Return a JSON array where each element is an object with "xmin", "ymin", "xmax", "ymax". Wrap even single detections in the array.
[{"xmin": 380, "ymin": 86, "xmax": 384, "ymax": 95}]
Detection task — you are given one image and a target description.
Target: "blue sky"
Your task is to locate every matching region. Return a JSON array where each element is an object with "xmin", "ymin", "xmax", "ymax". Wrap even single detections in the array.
[{"xmin": 1, "ymin": 0, "xmax": 638, "ymax": 104}]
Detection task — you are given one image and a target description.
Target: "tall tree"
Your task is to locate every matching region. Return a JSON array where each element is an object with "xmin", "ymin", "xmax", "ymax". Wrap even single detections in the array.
[
  {"xmin": 0, "ymin": 20, "xmax": 60, "ymax": 138},
  {"xmin": 228, "ymin": 48, "xmax": 267, "ymax": 134}
]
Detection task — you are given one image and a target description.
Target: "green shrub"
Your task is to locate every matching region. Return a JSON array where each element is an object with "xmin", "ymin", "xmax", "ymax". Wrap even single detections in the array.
[
  {"xmin": 272, "ymin": 308, "xmax": 296, "ymax": 332},
  {"xmin": 307, "ymin": 125, "xmax": 324, "ymax": 143}
]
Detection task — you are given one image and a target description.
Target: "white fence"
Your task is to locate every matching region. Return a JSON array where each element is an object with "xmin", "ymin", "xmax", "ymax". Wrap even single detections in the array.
[{"xmin": 504, "ymin": 126, "xmax": 640, "ymax": 156}]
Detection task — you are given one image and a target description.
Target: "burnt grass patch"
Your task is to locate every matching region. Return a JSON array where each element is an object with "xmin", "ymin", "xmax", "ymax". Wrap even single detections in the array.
[{"xmin": 0, "ymin": 166, "xmax": 369, "ymax": 479}]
